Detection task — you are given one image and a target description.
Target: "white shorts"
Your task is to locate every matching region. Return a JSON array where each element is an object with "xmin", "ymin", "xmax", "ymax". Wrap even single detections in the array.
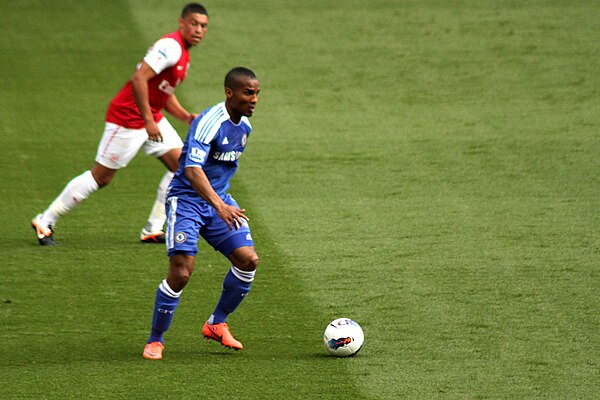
[{"xmin": 95, "ymin": 118, "xmax": 184, "ymax": 169}]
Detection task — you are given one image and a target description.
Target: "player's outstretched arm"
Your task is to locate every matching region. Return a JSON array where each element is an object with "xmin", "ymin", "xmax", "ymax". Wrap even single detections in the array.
[
  {"xmin": 165, "ymin": 94, "xmax": 197, "ymax": 125},
  {"xmin": 184, "ymin": 166, "xmax": 248, "ymax": 230}
]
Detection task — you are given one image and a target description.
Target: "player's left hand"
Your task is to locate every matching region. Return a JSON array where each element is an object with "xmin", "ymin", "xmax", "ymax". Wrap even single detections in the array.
[
  {"xmin": 188, "ymin": 113, "xmax": 200, "ymax": 125},
  {"xmin": 217, "ymin": 204, "xmax": 249, "ymax": 231},
  {"xmin": 146, "ymin": 120, "xmax": 163, "ymax": 142}
]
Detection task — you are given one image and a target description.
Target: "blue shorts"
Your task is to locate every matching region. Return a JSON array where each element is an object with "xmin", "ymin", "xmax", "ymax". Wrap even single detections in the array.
[{"xmin": 165, "ymin": 194, "xmax": 254, "ymax": 257}]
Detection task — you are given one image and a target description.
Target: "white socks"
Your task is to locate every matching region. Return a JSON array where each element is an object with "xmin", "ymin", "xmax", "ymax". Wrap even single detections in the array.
[
  {"xmin": 144, "ymin": 171, "xmax": 174, "ymax": 233},
  {"xmin": 41, "ymin": 170, "xmax": 99, "ymax": 226},
  {"xmin": 39, "ymin": 169, "xmax": 174, "ymax": 232}
]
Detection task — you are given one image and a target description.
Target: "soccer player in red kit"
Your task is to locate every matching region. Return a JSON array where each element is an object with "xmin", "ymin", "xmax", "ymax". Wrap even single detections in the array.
[{"xmin": 31, "ymin": 3, "xmax": 209, "ymax": 246}]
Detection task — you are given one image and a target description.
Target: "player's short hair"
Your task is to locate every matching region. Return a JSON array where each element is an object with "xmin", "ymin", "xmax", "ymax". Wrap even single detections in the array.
[
  {"xmin": 225, "ymin": 67, "xmax": 257, "ymax": 89},
  {"xmin": 182, "ymin": 3, "xmax": 208, "ymax": 18}
]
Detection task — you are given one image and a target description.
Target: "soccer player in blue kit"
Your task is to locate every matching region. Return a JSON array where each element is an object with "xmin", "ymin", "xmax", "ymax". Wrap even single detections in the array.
[{"xmin": 143, "ymin": 67, "xmax": 260, "ymax": 360}]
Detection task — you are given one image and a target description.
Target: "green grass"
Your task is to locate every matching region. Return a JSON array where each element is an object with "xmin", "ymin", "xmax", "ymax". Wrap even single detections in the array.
[{"xmin": 1, "ymin": 0, "xmax": 599, "ymax": 398}]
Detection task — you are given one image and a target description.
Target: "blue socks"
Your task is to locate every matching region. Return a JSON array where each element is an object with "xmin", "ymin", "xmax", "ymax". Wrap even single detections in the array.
[
  {"xmin": 148, "ymin": 267, "xmax": 255, "ymax": 344},
  {"xmin": 148, "ymin": 279, "xmax": 181, "ymax": 344},
  {"xmin": 209, "ymin": 266, "xmax": 255, "ymax": 324}
]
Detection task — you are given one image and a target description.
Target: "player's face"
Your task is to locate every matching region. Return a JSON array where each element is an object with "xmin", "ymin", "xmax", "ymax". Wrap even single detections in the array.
[
  {"xmin": 178, "ymin": 13, "xmax": 208, "ymax": 48},
  {"xmin": 226, "ymin": 78, "xmax": 261, "ymax": 122}
]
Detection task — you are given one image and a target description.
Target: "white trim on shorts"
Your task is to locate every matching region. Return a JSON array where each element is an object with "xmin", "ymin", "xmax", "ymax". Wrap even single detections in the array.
[
  {"xmin": 166, "ymin": 196, "xmax": 178, "ymax": 251},
  {"xmin": 95, "ymin": 118, "xmax": 184, "ymax": 169}
]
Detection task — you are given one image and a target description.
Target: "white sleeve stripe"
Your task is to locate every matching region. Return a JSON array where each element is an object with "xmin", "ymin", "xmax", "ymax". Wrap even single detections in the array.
[
  {"xmin": 198, "ymin": 109, "xmax": 223, "ymax": 140},
  {"xmin": 204, "ymin": 109, "xmax": 226, "ymax": 139},
  {"xmin": 194, "ymin": 107, "xmax": 226, "ymax": 143},
  {"xmin": 193, "ymin": 106, "xmax": 220, "ymax": 140}
]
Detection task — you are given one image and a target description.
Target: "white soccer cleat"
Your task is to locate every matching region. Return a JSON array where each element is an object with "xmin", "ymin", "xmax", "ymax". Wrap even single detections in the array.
[
  {"xmin": 31, "ymin": 214, "xmax": 56, "ymax": 246},
  {"xmin": 140, "ymin": 228, "xmax": 166, "ymax": 243}
]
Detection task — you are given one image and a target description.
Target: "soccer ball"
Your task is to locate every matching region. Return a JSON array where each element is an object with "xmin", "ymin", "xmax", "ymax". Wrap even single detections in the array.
[{"xmin": 323, "ymin": 318, "xmax": 364, "ymax": 357}]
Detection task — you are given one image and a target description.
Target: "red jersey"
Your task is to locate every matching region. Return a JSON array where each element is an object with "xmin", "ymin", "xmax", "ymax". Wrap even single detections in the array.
[{"xmin": 105, "ymin": 31, "xmax": 190, "ymax": 129}]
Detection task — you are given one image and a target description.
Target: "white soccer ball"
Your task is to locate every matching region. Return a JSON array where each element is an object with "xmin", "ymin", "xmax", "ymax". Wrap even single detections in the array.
[{"xmin": 323, "ymin": 318, "xmax": 364, "ymax": 357}]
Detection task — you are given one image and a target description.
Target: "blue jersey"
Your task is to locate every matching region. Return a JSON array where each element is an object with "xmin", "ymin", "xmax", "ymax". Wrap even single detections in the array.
[{"xmin": 168, "ymin": 102, "xmax": 252, "ymax": 200}]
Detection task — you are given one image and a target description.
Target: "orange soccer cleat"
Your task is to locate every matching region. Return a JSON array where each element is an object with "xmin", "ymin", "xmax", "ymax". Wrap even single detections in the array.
[
  {"xmin": 202, "ymin": 322, "xmax": 243, "ymax": 350},
  {"xmin": 142, "ymin": 341, "xmax": 164, "ymax": 360}
]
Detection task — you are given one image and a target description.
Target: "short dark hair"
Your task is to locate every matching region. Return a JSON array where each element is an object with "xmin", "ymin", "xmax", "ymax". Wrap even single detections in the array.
[
  {"xmin": 181, "ymin": 3, "xmax": 208, "ymax": 18},
  {"xmin": 224, "ymin": 67, "xmax": 257, "ymax": 89}
]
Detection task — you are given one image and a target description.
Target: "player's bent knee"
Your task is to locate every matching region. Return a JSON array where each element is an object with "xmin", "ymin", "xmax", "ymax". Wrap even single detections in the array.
[
  {"xmin": 174, "ymin": 274, "xmax": 191, "ymax": 290},
  {"xmin": 248, "ymin": 255, "xmax": 260, "ymax": 270},
  {"xmin": 228, "ymin": 247, "xmax": 259, "ymax": 271},
  {"xmin": 96, "ymin": 177, "xmax": 112, "ymax": 188},
  {"xmin": 91, "ymin": 165, "xmax": 117, "ymax": 187},
  {"xmin": 168, "ymin": 269, "xmax": 192, "ymax": 292},
  {"xmin": 168, "ymin": 254, "xmax": 195, "ymax": 291},
  {"xmin": 239, "ymin": 254, "xmax": 259, "ymax": 271},
  {"xmin": 90, "ymin": 172, "xmax": 112, "ymax": 187}
]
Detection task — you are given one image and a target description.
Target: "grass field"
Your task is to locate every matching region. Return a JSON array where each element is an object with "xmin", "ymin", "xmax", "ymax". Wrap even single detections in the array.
[{"xmin": 1, "ymin": 0, "xmax": 599, "ymax": 398}]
